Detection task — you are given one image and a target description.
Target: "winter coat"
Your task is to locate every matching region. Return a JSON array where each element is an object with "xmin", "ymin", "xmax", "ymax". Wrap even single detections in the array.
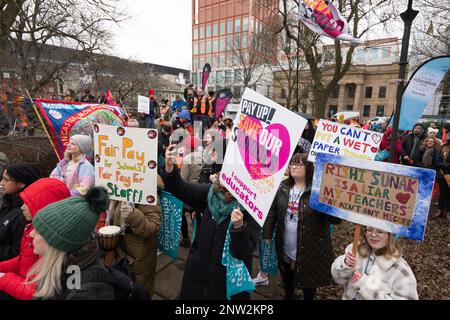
[
  {"xmin": 263, "ymin": 179, "xmax": 341, "ymax": 289},
  {"xmin": 160, "ymin": 167, "xmax": 259, "ymax": 300},
  {"xmin": 52, "ymin": 240, "xmax": 115, "ymax": 300},
  {"xmin": 379, "ymin": 128, "xmax": 402, "ymax": 163},
  {"xmin": 0, "ymin": 194, "xmax": 26, "ymax": 262},
  {"xmin": 331, "ymin": 244, "xmax": 418, "ymax": 300},
  {"xmin": 0, "ymin": 178, "xmax": 70, "ymax": 299},
  {"xmin": 111, "ymin": 176, "xmax": 163, "ymax": 297},
  {"xmin": 412, "ymin": 147, "xmax": 440, "ymax": 168},
  {"xmin": 180, "ymin": 151, "xmax": 203, "ymax": 183},
  {"xmin": 50, "ymin": 156, "xmax": 94, "ymax": 196},
  {"xmin": 401, "ymin": 132, "xmax": 425, "ymax": 163}
]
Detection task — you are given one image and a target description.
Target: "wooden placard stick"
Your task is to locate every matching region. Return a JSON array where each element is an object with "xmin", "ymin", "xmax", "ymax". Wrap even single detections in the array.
[
  {"xmin": 352, "ymin": 224, "xmax": 361, "ymax": 256},
  {"xmin": 26, "ymin": 89, "xmax": 61, "ymax": 161}
]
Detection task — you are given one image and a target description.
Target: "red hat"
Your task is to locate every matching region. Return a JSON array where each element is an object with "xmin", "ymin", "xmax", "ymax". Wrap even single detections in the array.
[
  {"xmin": 148, "ymin": 89, "xmax": 155, "ymax": 96},
  {"xmin": 20, "ymin": 178, "xmax": 71, "ymax": 218}
]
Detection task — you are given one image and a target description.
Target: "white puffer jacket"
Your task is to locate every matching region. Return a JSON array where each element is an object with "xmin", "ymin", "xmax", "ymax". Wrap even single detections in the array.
[{"xmin": 331, "ymin": 244, "xmax": 418, "ymax": 300}]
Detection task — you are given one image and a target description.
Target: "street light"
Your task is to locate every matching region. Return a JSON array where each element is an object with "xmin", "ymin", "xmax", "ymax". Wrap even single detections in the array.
[{"xmin": 389, "ymin": 0, "xmax": 419, "ymax": 162}]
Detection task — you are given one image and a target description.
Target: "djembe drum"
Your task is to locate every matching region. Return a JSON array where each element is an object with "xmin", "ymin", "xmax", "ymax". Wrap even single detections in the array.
[{"xmin": 97, "ymin": 225, "xmax": 122, "ymax": 267}]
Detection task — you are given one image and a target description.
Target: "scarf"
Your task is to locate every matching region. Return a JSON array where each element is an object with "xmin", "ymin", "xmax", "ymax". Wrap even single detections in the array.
[
  {"xmin": 207, "ymin": 183, "xmax": 239, "ymax": 224},
  {"xmin": 421, "ymin": 148, "xmax": 435, "ymax": 168}
]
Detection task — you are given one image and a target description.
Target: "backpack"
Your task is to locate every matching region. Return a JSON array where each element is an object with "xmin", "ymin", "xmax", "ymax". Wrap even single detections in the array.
[{"xmin": 81, "ymin": 259, "xmax": 150, "ymax": 300}]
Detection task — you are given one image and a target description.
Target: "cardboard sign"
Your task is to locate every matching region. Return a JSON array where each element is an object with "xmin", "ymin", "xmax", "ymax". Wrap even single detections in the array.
[
  {"xmin": 93, "ymin": 124, "xmax": 158, "ymax": 205},
  {"xmin": 310, "ymin": 153, "xmax": 436, "ymax": 240},
  {"xmin": 158, "ymin": 191, "xmax": 183, "ymax": 260},
  {"xmin": 220, "ymin": 88, "xmax": 307, "ymax": 226},
  {"xmin": 308, "ymin": 120, "xmax": 382, "ymax": 163},
  {"xmin": 138, "ymin": 95, "xmax": 150, "ymax": 114}
]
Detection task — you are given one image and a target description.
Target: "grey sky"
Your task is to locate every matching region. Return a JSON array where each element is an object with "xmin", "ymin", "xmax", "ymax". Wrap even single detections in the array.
[{"xmin": 109, "ymin": 0, "xmax": 192, "ymax": 70}]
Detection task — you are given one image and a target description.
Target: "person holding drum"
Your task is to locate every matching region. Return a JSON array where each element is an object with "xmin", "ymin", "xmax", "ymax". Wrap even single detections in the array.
[
  {"xmin": 50, "ymin": 134, "xmax": 95, "ymax": 197},
  {"xmin": 0, "ymin": 178, "xmax": 70, "ymax": 300},
  {"xmin": 26, "ymin": 187, "xmax": 116, "ymax": 299},
  {"xmin": 106, "ymin": 175, "xmax": 163, "ymax": 298},
  {"xmin": 160, "ymin": 144, "xmax": 259, "ymax": 300}
]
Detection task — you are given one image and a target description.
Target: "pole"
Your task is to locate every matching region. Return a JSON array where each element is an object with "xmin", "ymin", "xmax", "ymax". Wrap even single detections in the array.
[
  {"xmin": 388, "ymin": 0, "xmax": 419, "ymax": 162},
  {"xmin": 26, "ymin": 89, "xmax": 61, "ymax": 161}
]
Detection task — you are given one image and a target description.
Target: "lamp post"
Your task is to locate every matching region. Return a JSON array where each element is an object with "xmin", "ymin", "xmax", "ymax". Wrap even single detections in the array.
[{"xmin": 388, "ymin": 0, "xmax": 419, "ymax": 162}]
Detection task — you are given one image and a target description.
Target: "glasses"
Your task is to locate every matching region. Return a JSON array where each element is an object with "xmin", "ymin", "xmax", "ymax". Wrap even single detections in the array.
[
  {"xmin": 363, "ymin": 227, "xmax": 387, "ymax": 236},
  {"xmin": 289, "ymin": 163, "xmax": 305, "ymax": 168}
]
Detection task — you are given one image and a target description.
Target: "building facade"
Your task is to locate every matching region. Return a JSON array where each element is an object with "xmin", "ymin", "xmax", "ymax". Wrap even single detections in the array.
[
  {"xmin": 191, "ymin": 0, "xmax": 277, "ymax": 101},
  {"xmin": 273, "ymin": 38, "xmax": 401, "ymax": 120}
]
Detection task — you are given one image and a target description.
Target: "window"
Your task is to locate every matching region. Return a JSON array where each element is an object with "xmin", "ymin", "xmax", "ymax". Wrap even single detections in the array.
[
  {"xmin": 242, "ymin": 34, "xmax": 248, "ymax": 49},
  {"xmin": 192, "ymin": 73, "xmax": 198, "ymax": 85},
  {"xmin": 48, "ymin": 87, "xmax": 54, "ymax": 93},
  {"xmin": 213, "ymin": 40, "xmax": 218, "ymax": 53},
  {"xmin": 382, "ymin": 48, "xmax": 390, "ymax": 58},
  {"xmin": 346, "ymin": 105, "xmax": 353, "ymax": 111},
  {"xmin": 363, "ymin": 105, "xmax": 371, "ymax": 117},
  {"xmin": 331, "ymin": 86, "xmax": 339, "ymax": 98},
  {"xmin": 365, "ymin": 86, "xmax": 372, "ymax": 99},
  {"xmin": 369, "ymin": 48, "xmax": 379, "ymax": 60},
  {"xmin": 234, "ymin": 52, "xmax": 240, "ymax": 65},
  {"xmin": 193, "ymin": 42, "xmax": 198, "ymax": 55},
  {"xmin": 199, "ymin": 26, "xmax": 204, "ymax": 39},
  {"xmin": 193, "ymin": 28, "xmax": 198, "ymax": 40},
  {"xmin": 227, "ymin": 20, "xmax": 233, "ymax": 34},
  {"xmin": 235, "ymin": 18, "xmax": 241, "ymax": 33},
  {"xmin": 219, "ymin": 54, "xmax": 225, "ymax": 68},
  {"xmin": 206, "ymin": 24, "xmax": 211, "ymax": 38},
  {"xmin": 217, "ymin": 71, "xmax": 224, "ymax": 83},
  {"xmin": 225, "ymin": 70, "xmax": 233, "ymax": 83},
  {"xmin": 226, "ymin": 53, "xmax": 232, "ymax": 67},
  {"xmin": 346, "ymin": 84, "xmax": 356, "ymax": 98},
  {"xmin": 219, "ymin": 38, "xmax": 225, "ymax": 51},
  {"xmin": 234, "ymin": 69, "xmax": 241, "ymax": 82},
  {"xmin": 379, "ymin": 86, "xmax": 387, "ymax": 98},
  {"xmin": 212, "ymin": 55, "xmax": 218, "ymax": 68},
  {"xmin": 206, "ymin": 41, "xmax": 211, "ymax": 54},
  {"xmin": 213, "ymin": 23, "xmax": 218, "ymax": 37},
  {"xmin": 329, "ymin": 105, "xmax": 338, "ymax": 117},
  {"xmin": 193, "ymin": 59, "xmax": 198, "ymax": 70},
  {"xmin": 209, "ymin": 71, "xmax": 215, "ymax": 84},
  {"xmin": 199, "ymin": 57, "xmax": 205, "ymax": 69},
  {"xmin": 356, "ymin": 49, "xmax": 365, "ymax": 60},
  {"xmin": 243, "ymin": 16, "xmax": 248, "ymax": 32},
  {"xmin": 3, "ymin": 72, "xmax": 10, "ymax": 79},
  {"xmin": 376, "ymin": 105, "xmax": 385, "ymax": 116},
  {"xmin": 220, "ymin": 22, "xmax": 226, "ymax": 35},
  {"xmin": 199, "ymin": 41, "xmax": 204, "ymax": 54}
]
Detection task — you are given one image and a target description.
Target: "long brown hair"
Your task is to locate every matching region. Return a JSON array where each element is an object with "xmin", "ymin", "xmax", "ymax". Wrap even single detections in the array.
[
  {"xmin": 287, "ymin": 153, "xmax": 314, "ymax": 187},
  {"xmin": 358, "ymin": 232, "xmax": 402, "ymax": 259}
]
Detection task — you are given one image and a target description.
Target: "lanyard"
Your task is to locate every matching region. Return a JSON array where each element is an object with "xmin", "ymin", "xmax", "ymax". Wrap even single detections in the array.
[{"xmin": 364, "ymin": 254, "xmax": 376, "ymax": 275}]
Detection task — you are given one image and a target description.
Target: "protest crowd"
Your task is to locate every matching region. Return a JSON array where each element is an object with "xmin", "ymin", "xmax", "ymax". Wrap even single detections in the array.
[{"xmin": 0, "ymin": 82, "xmax": 449, "ymax": 302}]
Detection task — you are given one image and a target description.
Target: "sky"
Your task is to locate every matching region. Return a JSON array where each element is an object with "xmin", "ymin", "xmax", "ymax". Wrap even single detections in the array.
[{"xmin": 109, "ymin": 0, "xmax": 192, "ymax": 70}]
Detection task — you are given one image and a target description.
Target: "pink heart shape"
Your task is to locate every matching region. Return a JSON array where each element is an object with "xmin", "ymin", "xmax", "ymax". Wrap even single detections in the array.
[
  {"xmin": 371, "ymin": 134, "xmax": 381, "ymax": 144},
  {"xmin": 236, "ymin": 119, "xmax": 291, "ymax": 180}
]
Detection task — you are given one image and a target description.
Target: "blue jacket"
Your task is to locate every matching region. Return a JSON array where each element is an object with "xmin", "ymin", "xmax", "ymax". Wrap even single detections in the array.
[{"xmin": 171, "ymin": 100, "xmax": 186, "ymax": 111}]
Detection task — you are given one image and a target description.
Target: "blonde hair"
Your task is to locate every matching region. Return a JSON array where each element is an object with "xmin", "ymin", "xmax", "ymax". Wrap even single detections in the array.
[
  {"xmin": 26, "ymin": 247, "xmax": 67, "ymax": 299},
  {"xmin": 358, "ymin": 233, "xmax": 402, "ymax": 259}
]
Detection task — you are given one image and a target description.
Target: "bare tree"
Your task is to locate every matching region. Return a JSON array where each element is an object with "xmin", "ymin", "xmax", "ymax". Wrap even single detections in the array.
[
  {"xmin": 1, "ymin": 0, "xmax": 126, "ymax": 96},
  {"xmin": 270, "ymin": 0, "xmax": 399, "ymax": 118}
]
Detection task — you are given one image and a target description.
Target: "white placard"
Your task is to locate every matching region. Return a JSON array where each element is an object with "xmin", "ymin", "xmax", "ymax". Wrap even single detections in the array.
[{"xmin": 138, "ymin": 95, "xmax": 150, "ymax": 114}]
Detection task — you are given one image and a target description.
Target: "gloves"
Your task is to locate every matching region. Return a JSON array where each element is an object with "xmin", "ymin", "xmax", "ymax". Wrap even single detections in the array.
[{"xmin": 120, "ymin": 202, "xmax": 134, "ymax": 220}]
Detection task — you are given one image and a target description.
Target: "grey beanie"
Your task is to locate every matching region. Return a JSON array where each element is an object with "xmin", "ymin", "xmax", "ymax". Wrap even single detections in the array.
[{"xmin": 70, "ymin": 134, "xmax": 93, "ymax": 156}]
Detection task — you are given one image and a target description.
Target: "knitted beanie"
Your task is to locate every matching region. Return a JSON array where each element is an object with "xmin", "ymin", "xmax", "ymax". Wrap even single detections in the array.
[
  {"xmin": 32, "ymin": 187, "xmax": 109, "ymax": 253},
  {"xmin": 70, "ymin": 134, "xmax": 93, "ymax": 156}
]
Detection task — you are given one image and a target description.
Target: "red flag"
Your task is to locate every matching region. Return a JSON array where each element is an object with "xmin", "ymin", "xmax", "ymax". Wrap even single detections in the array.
[{"xmin": 105, "ymin": 89, "xmax": 117, "ymax": 106}]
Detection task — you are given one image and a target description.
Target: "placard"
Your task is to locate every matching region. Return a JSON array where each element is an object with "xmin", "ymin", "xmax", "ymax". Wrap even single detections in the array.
[{"xmin": 138, "ymin": 95, "xmax": 150, "ymax": 114}]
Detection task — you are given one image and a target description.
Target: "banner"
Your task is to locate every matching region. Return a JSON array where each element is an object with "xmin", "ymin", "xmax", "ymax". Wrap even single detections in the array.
[
  {"xmin": 397, "ymin": 56, "xmax": 450, "ymax": 131},
  {"xmin": 308, "ymin": 120, "xmax": 382, "ymax": 162},
  {"xmin": 310, "ymin": 153, "xmax": 435, "ymax": 240},
  {"xmin": 220, "ymin": 88, "xmax": 307, "ymax": 226},
  {"xmin": 298, "ymin": 0, "xmax": 362, "ymax": 44},
  {"xmin": 158, "ymin": 191, "xmax": 183, "ymax": 260},
  {"xmin": 259, "ymin": 232, "xmax": 278, "ymax": 275},
  {"xmin": 215, "ymin": 88, "xmax": 233, "ymax": 119},
  {"xmin": 138, "ymin": 95, "xmax": 150, "ymax": 114},
  {"xmin": 36, "ymin": 100, "xmax": 125, "ymax": 158},
  {"xmin": 201, "ymin": 63, "xmax": 211, "ymax": 92},
  {"xmin": 93, "ymin": 124, "xmax": 158, "ymax": 205}
]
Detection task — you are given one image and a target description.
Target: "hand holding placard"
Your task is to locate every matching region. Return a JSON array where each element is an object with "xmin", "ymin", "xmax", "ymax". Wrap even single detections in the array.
[
  {"xmin": 165, "ymin": 144, "xmax": 177, "ymax": 173},
  {"xmin": 231, "ymin": 205, "xmax": 244, "ymax": 229}
]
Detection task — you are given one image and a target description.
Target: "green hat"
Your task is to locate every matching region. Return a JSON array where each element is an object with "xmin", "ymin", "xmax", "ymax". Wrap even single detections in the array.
[{"xmin": 33, "ymin": 187, "xmax": 109, "ymax": 253}]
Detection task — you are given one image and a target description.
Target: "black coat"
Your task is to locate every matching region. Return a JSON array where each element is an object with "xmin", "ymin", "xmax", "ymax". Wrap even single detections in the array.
[
  {"xmin": 263, "ymin": 180, "xmax": 341, "ymax": 289},
  {"xmin": 401, "ymin": 133, "xmax": 425, "ymax": 163},
  {"xmin": 160, "ymin": 167, "xmax": 259, "ymax": 300},
  {"xmin": 55, "ymin": 240, "xmax": 115, "ymax": 300},
  {"xmin": 0, "ymin": 194, "xmax": 26, "ymax": 262}
]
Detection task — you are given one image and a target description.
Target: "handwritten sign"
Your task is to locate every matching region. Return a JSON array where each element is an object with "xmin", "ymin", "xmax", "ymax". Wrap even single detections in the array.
[
  {"xmin": 220, "ymin": 88, "xmax": 307, "ymax": 227},
  {"xmin": 93, "ymin": 124, "xmax": 158, "ymax": 205},
  {"xmin": 138, "ymin": 95, "xmax": 150, "ymax": 114},
  {"xmin": 310, "ymin": 153, "xmax": 436, "ymax": 240},
  {"xmin": 157, "ymin": 191, "xmax": 183, "ymax": 260},
  {"xmin": 308, "ymin": 120, "xmax": 382, "ymax": 162}
]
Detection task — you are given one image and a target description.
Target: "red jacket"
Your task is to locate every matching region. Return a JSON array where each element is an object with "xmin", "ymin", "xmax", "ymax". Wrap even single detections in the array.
[
  {"xmin": 380, "ymin": 128, "xmax": 402, "ymax": 164},
  {"xmin": 0, "ymin": 178, "xmax": 70, "ymax": 299}
]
